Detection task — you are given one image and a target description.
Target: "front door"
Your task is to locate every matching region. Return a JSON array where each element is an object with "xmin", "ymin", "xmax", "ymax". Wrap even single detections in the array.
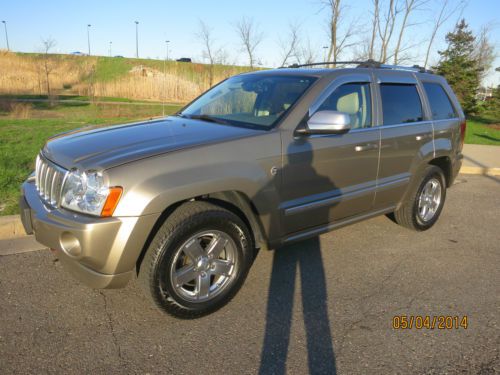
[{"xmin": 281, "ymin": 75, "xmax": 380, "ymax": 235}]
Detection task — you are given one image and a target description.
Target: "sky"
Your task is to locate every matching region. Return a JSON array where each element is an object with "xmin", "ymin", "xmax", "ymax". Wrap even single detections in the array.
[{"xmin": 1, "ymin": 0, "xmax": 499, "ymax": 85}]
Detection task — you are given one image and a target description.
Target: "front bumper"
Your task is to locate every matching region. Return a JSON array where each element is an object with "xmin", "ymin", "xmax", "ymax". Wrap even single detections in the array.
[{"xmin": 20, "ymin": 180, "xmax": 159, "ymax": 289}]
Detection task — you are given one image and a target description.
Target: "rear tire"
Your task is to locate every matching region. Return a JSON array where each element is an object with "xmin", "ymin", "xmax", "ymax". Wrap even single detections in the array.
[
  {"xmin": 138, "ymin": 201, "xmax": 254, "ymax": 319},
  {"xmin": 392, "ymin": 165, "xmax": 446, "ymax": 231}
]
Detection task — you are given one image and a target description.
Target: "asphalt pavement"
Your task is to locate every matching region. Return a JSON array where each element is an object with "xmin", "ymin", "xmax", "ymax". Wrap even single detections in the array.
[{"xmin": 0, "ymin": 175, "xmax": 499, "ymax": 374}]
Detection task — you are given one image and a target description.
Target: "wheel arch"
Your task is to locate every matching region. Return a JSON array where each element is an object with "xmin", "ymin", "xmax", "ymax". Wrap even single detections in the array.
[
  {"xmin": 135, "ymin": 190, "xmax": 268, "ymax": 275},
  {"xmin": 428, "ymin": 156, "xmax": 452, "ymax": 187}
]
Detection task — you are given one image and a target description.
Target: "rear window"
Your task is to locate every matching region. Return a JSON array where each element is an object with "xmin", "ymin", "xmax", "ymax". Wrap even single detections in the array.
[
  {"xmin": 423, "ymin": 82, "xmax": 457, "ymax": 120},
  {"xmin": 380, "ymin": 84, "xmax": 423, "ymax": 125}
]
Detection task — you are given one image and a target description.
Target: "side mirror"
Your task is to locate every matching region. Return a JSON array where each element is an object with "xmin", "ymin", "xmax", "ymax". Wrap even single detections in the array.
[{"xmin": 297, "ymin": 110, "xmax": 351, "ymax": 135}]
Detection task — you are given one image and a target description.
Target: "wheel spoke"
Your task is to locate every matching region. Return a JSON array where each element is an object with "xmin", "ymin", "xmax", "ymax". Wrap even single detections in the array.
[
  {"xmin": 174, "ymin": 265, "xmax": 197, "ymax": 286},
  {"xmin": 196, "ymin": 274, "xmax": 211, "ymax": 299},
  {"xmin": 183, "ymin": 238, "xmax": 204, "ymax": 261},
  {"xmin": 206, "ymin": 235, "xmax": 228, "ymax": 259},
  {"xmin": 420, "ymin": 204, "xmax": 428, "ymax": 219},
  {"xmin": 430, "ymin": 181, "xmax": 438, "ymax": 195},
  {"xmin": 211, "ymin": 259, "xmax": 232, "ymax": 276}
]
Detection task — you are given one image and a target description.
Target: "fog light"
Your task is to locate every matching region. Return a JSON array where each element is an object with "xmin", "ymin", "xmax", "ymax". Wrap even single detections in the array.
[{"xmin": 60, "ymin": 232, "xmax": 82, "ymax": 257}]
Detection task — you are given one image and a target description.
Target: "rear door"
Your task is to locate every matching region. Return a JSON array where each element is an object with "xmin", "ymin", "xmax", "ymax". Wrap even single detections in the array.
[{"xmin": 373, "ymin": 71, "xmax": 434, "ymax": 209}]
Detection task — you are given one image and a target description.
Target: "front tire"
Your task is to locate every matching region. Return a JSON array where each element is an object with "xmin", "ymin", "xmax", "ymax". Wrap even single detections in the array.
[
  {"xmin": 392, "ymin": 165, "xmax": 447, "ymax": 231},
  {"xmin": 138, "ymin": 201, "xmax": 254, "ymax": 319}
]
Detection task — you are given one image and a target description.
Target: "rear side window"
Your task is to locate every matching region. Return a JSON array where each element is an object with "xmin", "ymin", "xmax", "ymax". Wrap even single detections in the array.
[
  {"xmin": 423, "ymin": 82, "xmax": 457, "ymax": 120},
  {"xmin": 380, "ymin": 84, "xmax": 423, "ymax": 125}
]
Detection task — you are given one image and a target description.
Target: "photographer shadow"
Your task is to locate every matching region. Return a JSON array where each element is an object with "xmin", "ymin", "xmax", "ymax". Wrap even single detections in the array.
[{"xmin": 257, "ymin": 141, "xmax": 337, "ymax": 374}]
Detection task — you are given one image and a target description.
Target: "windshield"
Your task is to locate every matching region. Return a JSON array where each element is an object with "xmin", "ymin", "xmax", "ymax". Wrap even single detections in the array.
[{"xmin": 180, "ymin": 74, "xmax": 317, "ymax": 129}]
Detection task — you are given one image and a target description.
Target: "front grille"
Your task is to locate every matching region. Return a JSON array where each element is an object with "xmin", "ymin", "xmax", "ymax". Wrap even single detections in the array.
[{"xmin": 35, "ymin": 154, "xmax": 67, "ymax": 206}]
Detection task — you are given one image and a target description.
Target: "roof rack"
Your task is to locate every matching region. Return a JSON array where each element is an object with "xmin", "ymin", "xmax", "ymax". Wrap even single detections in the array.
[
  {"xmin": 286, "ymin": 60, "xmax": 380, "ymax": 69},
  {"xmin": 286, "ymin": 59, "xmax": 433, "ymax": 74}
]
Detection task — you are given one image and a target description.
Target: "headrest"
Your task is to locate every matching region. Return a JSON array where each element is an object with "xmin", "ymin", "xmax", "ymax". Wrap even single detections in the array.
[{"xmin": 337, "ymin": 92, "xmax": 359, "ymax": 114}]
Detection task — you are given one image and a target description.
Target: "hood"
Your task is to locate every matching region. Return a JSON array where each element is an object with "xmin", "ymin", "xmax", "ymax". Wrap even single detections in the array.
[{"xmin": 42, "ymin": 116, "xmax": 261, "ymax": 170}]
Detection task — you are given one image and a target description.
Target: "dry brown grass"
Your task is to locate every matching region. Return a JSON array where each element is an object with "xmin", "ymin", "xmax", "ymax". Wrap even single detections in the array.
[
  {"xmin": 0, "ymin": 50, "xmax": 93, "ymax": 95},
  {"xmin": 0, "ymin": 99, "xmax": 32, "ymax": 118},
  {"xmin": 0, "ymin": 50, "xmax": 254, "ymax": 102}
]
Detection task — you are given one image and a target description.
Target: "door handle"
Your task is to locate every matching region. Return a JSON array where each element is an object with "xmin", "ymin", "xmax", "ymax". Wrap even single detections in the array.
[
  {"xmin": 416, "ymin": 134, "xmax": 432, "ymax": 141},
  {"xmin": 355, "ymin": 143, "xmax": 378, "ymax": 152}
]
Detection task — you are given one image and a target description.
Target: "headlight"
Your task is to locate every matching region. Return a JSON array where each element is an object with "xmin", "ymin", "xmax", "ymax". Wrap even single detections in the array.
[{"xmin": 61, "ymin": 170, "xmax": 122, "ymax": 217}]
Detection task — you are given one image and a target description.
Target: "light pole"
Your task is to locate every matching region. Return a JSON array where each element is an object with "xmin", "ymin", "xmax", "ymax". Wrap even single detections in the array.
[
  {"xmin": 135, "ymin": 21, "xmax": 139, "ymax": 58},
  {"xmin": 109, "ymin": 41, "xmax": 112, "ymax": 57},
  {"xmin": 87, "ymin": 24, "xmax": 91, "ymax": 55},
  {"xmin": 2, "ymin": 21, "xmax": 9, "ymax": 51},
  {"xmin": 166, "ymin": 40, "xmax": 170, "ymax": 61}
]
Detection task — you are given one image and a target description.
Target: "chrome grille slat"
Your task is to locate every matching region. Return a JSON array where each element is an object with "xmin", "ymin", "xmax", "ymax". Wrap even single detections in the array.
[
  {"xmin": 44, "ymin": 167, "xmax": 53, "ymax": 199},
  {"xmin": 39, "ymin": 162, "xmax": 47, "ymax": 197},
  {"xmin": 35, "ymin": 155, "xmax": 41, "ymax": 190},
  {"xmin": 34, "ymin": 153, "xmax": 67, "ymax": 207},
  {"xmin": 49, "ymin": 170, "xmax": 58, "ymax": 204}
]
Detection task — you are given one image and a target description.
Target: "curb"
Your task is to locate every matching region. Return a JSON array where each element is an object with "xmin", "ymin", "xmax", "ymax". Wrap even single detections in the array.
[
  {"xmin": 0, "ymin": 167, "xmax": 498, "ymax": 241},
  {"xmin": 0, "ymin": 215, "xmax": 26, "ymax": 240},
  {"xmin": 460, "ymin": 166, "xmax": 500, "ymax": 176}
]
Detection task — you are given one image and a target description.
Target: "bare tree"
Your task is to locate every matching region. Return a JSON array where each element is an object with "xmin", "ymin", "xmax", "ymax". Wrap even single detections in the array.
[
  {"xmin": 423, "ymin": 0, "xmax": 466, "ymax": 68},
  {"xmin": 393, "ymin": 0, "xmax": 429, "ymax": 64},
  {"xmin": 323, "ymin": 0, "xmax": 357, "ymax": 65},
  {"xmin": 235, "ymin": 17, "xmax": 263, "ymax": 68},
  {"xmin": 40, "ymin": 38, "xmax": 56, "ymax": 103},
  {"xmin": 277, "ymin": 21, "xmax": 300, "ymax": 67},
  {"xmin": 378, "ymin": 0, "xmax": 402, "ymax": 63},
  {"xmin": 295, "ymin": 37, "xmax": 318, "ymax": 65},
  {"xmin": 475, "ymin": 24, "xmax": 496, "ymax": 84},
  {"xmin": 369, "ymin": 0, "xmax": 380, "ymax": 60},
  {"xmin": 196, "ymin": 20, "xmax": 218, "ymax": 85}
]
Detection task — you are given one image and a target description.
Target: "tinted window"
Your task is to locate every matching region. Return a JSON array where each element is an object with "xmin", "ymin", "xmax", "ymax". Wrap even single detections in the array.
[
  {"xmin": 423, "ymin": 82, "xmax": 457, "ymax": 120},
  {"xmin": 317, "ymin": 83, "xmax": 372, "ymax": 129},
  {"xmin": 380, "ymin": 84, "xmax": 423, "ymax": 125}
]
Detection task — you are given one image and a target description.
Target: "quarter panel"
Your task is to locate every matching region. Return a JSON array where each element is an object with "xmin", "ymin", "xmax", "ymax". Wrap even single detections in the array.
[{"xmin": 376, "ymin": 123, "xmax": 434, "ymax": 208}]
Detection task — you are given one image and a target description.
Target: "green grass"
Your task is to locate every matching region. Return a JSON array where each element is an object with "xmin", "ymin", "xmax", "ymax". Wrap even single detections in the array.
[
  {"xmin": 93, "ymin": 57, "xmax": 132, "ymax": 82},
  {"xmin": 465, "ymin": 118, "xmax": 500, "ymax": 146},
  {"xmin": 0, "ymin": 101, "xmax": 182, "ymax": 215}
]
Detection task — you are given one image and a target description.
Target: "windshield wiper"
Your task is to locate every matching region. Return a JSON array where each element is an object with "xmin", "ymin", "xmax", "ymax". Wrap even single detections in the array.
[{"xmin": 182, "ymin": 114, "xmax": 230, "ymax": 125}]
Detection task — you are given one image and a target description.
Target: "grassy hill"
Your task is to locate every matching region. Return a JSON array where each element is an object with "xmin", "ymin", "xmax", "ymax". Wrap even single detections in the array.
[{"xmin": 1, "ymin": 50, "xmax": 255, "ymax": 103}]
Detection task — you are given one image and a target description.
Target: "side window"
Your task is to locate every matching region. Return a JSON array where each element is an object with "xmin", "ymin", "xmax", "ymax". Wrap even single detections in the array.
[
  {"xmin": 423, "ymin": 82, "xmax": 457, "ymax": 120},
  {"xmin": 317, "ymin": 83, "xmax": 372, "ymax": 129},
  {"xmin": 380, "ymin": 84, "xmax": 423, "ymax": 125}
]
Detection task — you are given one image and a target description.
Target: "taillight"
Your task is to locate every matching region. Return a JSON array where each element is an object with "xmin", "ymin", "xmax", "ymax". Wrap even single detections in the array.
[{"xmin": 459, "ymin": 120, "xmax": 466, "ymax": 149}]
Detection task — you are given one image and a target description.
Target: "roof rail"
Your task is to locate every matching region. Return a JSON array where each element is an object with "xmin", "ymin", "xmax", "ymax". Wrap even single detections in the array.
[
  {"xmin": 286, "ymin": 60, "xmax": 381, "ymax": 69},
  {"xmin": 285, "ymin": 59, "xmax": 434, "ymax": 74},
  {"xmin": 378, "ymin": 63, "xmax": 434, "ymax": 74}
]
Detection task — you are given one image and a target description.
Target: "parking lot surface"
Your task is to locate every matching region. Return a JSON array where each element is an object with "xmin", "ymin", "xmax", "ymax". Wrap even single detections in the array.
[{"xmin": 1, "ymin": 175, "xmax": 499, "ymax": 374}]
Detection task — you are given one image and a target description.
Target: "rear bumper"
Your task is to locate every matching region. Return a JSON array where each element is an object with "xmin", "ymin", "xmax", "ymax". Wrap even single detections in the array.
[{"xmin": 20, "ymin": 180, "xmax": 159, "ymax": 289}]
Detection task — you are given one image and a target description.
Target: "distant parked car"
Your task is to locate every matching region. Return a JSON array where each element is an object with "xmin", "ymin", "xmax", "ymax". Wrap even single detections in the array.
[
  {"xmin": 70, "ymin": 51, "xmax": 85, "ymax": 56},
  {"xmin": 114, "ymin": 55, "xmax": 124, "ymax": 58},
  {"xmin": 176, "ymin": 57, "xmax": 192, "ymax": 63}
]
